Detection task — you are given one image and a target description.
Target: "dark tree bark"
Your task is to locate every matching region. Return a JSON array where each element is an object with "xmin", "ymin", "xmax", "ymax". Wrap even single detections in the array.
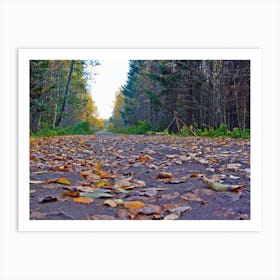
[{"xmin": 55, "ymin": 60, "xmax": 75, "ymax": 127}]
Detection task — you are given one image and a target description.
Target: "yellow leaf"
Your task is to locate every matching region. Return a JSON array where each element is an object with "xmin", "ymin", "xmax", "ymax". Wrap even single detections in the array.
[
  {"xmin": 56, "ymin": 177, "xmax": 71, "ymax": 185},
  {"xmin": 96, "ymin": 161, "xmax": 102, "ymax": 171},
  {"xmin": 73, "ymin": 197, "xmax": 94, "ymax": 204},
  {"xmin": 123, "ymin": 201, "xmax": 144, "ymax": 210},
  {"xmin": 94, "ymin": 179, "xmax": 109, "ymax": 188}
]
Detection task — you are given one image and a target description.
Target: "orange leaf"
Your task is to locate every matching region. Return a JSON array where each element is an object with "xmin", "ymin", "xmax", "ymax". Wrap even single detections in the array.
[
  {"xmin": 73, "ymin": 197, "xmax": 94, "ymax": 204},
  {"xmin": 123, "ymin": 201, "xmax": 144, "ymax": 210},
  {"xmin": 96, "ymin": 161, "xmax": 102, "ymax": 171}
]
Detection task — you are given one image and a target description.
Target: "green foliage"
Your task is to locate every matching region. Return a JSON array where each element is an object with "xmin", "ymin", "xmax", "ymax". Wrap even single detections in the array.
[
  {"xmin": 72, "ymin": 121, "xmax": 94, "ymax": 134},
  {"xmin": 180, "ymin": 125, "xmax": 189, "ymax": 136},
  {"xmin": 30, "ymin": 121, "xmax": 95, "ymax": 137},
  {"xmin": 129, "ymin": 120, "xmax": 152, "ymax": 134},
  {"xmin": 231, "ymin": 127, "xmax": 250, "ymax": 139},
  {"xmin": 110, "ymin": 120, "xmax": 152, "ymax": 135},
  {"xmin": 171, "ymin": 124, "xmax": 249, "ymax": 139}
]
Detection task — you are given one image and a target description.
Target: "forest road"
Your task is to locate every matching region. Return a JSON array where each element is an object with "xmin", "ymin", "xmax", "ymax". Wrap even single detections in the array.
[
  {"xmin": 95, "ymin": 130, "xmax": 117, "ymax": 136},
  {"xmin": 29, "ymin": 134, "xmax": 250, "ymax": 220}
]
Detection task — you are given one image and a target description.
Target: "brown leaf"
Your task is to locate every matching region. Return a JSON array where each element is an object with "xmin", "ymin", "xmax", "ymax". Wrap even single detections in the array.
[
  {"xmin": 73, "ymin": 197, "xmax": 94, "ymax": 204},
  {"xmin": 61, "ymin": 191, "xmax": 80, "ymax": 197},
  {"xmin": 162, "ymin": 192, "xmax": 179, "ymax": 200},
  {"xmin": 80, "ymin": 170, "xmax": 101, "ymax": 181},
  {"xmin": 180, "ymin": 192, "xmax": 203, "ymax": 202},
  {"xmin": 99, "ymin": 171, "xmax": 117, "ymax": 179},
  {"xmin": 157, "ymin": 172, "xmax": 173, "ymax": 179},
  {"xmin": 123, "ymin": 201, "xmax": 144, "ymax": 210},
  {"xmin": 136, "ymin": 154, "xmax": 154, "ymax": 162}
]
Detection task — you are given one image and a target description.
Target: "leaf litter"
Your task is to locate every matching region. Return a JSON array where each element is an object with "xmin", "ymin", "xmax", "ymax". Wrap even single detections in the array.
[{"xmin": 30, "ymin": 134, "xmax": 250, "ymax": 220}]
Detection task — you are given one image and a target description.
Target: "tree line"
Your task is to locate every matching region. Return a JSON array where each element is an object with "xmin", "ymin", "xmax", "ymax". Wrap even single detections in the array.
[
  {"xmin": 111, "ymin": 60, "xmax": 250, "ymax": 132},
  {"xmin": 30, "ymin": 60, "xmax": 104, "ymax": 133}
]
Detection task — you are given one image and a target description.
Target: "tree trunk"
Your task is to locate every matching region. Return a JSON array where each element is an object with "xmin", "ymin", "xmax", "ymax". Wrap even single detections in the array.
[{"xmin": 55, "ymin": 60, "xmax": 75, "ymax": 127}]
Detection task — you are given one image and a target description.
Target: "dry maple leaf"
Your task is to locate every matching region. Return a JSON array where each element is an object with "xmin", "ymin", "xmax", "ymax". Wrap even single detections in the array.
[
  {"xmin": 61, "ymin": 191, "xmax": 80, "ymax": 197},
  {"xmin": 157, "ymin": 172, "xmax": 173, "ymax": 179},
  {"xmin": 73, "ymin": 197, "xmax": 94, "ymax": 204},
  {"xmin": 123, "ymin": 201, "xmax": 144, "ymax": 210}
]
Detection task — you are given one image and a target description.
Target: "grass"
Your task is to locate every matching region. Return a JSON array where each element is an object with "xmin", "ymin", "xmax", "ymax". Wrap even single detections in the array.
[
  {"xmin": 30, "ymin": 121, "xmax": 95, "ymax": 137},
  {"xmin": 111, "ymin": 121, "xmax": 250, "ymax": 139}
]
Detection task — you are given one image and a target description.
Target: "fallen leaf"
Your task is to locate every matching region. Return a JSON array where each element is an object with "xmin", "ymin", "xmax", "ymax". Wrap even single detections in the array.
[
  {"xmin": 133, "ymin": 179, "xmax": 146, "ymax": 187},
  {"xmin": 61, "ymin": 191, "xmax": 80, "ymax": 197},
  {"xmin": 104, "ymin": 199, "xmax": 118, "ymax": 208},
  {"xmin": 38, "ymin": 196, "xmax": 57, "ymax": 203},
  {"xmin": 94, "ymin": 179, "xmax": 109, "ymax": 188},
  {"xmin": 144, "ymin": 189, "xmax": 158, "ymax": 197},
  {"xmin": 136, "ymin": 154, "xmax": 154, "ymax": 162},
  {"xmin": 114, "ymin": 177, "xmax": 133, "ymax": 188},
  {"xmin": 202, "ymin": 176, "xmax": 244, "ymax": 192},
  {"xmin": 139, "ymin": 204, "xmax": 161, "ymax": 214},
  {"xmin": 99, "ymin": 171, "xmax": 117, "ymax": 179},
  {"xmin": 164, "ymin": 212, "xmax": 181, "ymax": 220},
  {"xmin": 80, "ymin": 170, "xmax": 101, "ymax": 181},
  {"xmin": 80, "ymin": 192, "xmax": 113, "ymax": 199},
  {"xmin": 73, "ymin": 197, "xmax": 94, "ymax": 204},
  {"xmin": 162, "ymin": 192, "xmax": 180, "ymax": 200},
  {"xmin": 157, "ymin": 172, "xmax": 173, "ymax": 179},
  {"xmin": 169, "ymin": 205, "xmax": 192, "ymax": 213},
  {"xmin": 96, "ymin": 161, "xmax": 102, "ymax": 171},
  {"xmin": 227, "ymin": 163, "xmax": 241, "ymax": 171},
  {"xmin": 114, "ymin": 199, "xmax": 124, "ymax": 205},
  {"xmin": 166, "ymin": 154, "xmax": 177, "ymax": 159},
  {"xmin": 56, "ymin": 177, "xmax": 71, "ymax": 185},
  {"xmin": 123, "ymin": 201, "xmax": 144, "ymax": 210},
  {"xmin": 180, "ymin": 192, "xmax": 203, "ymax": 202},
  {"xmin": 30, "ymin": 180, "xmax": 44, "ymax": 184}
]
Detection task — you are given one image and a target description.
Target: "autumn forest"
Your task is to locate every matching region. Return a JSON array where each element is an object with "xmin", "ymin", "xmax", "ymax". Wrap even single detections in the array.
[{"xmin": 29, "ymin": 59, "xmax": 251, "ymax": 221}]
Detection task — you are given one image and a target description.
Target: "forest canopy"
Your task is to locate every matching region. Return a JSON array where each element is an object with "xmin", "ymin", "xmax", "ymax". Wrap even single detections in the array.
[{"xmin": 111, "ymin": 60, "xmax": 250, "ymax": 133}]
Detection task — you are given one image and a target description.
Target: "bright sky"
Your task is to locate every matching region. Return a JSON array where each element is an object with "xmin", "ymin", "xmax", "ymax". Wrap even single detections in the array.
[{"xmin": 90, "ymin": 60, "xmax": 129, "ymax": 119}]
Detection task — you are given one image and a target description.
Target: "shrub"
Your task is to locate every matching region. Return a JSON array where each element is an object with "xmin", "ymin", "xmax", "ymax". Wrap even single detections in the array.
[
  {"xmin": 180, "ymin": 125, "xmax": 189, "ymax": 136},
  {"xmin": 129, "ymin": 120, "xmax": 152, "ymax": 134}
]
